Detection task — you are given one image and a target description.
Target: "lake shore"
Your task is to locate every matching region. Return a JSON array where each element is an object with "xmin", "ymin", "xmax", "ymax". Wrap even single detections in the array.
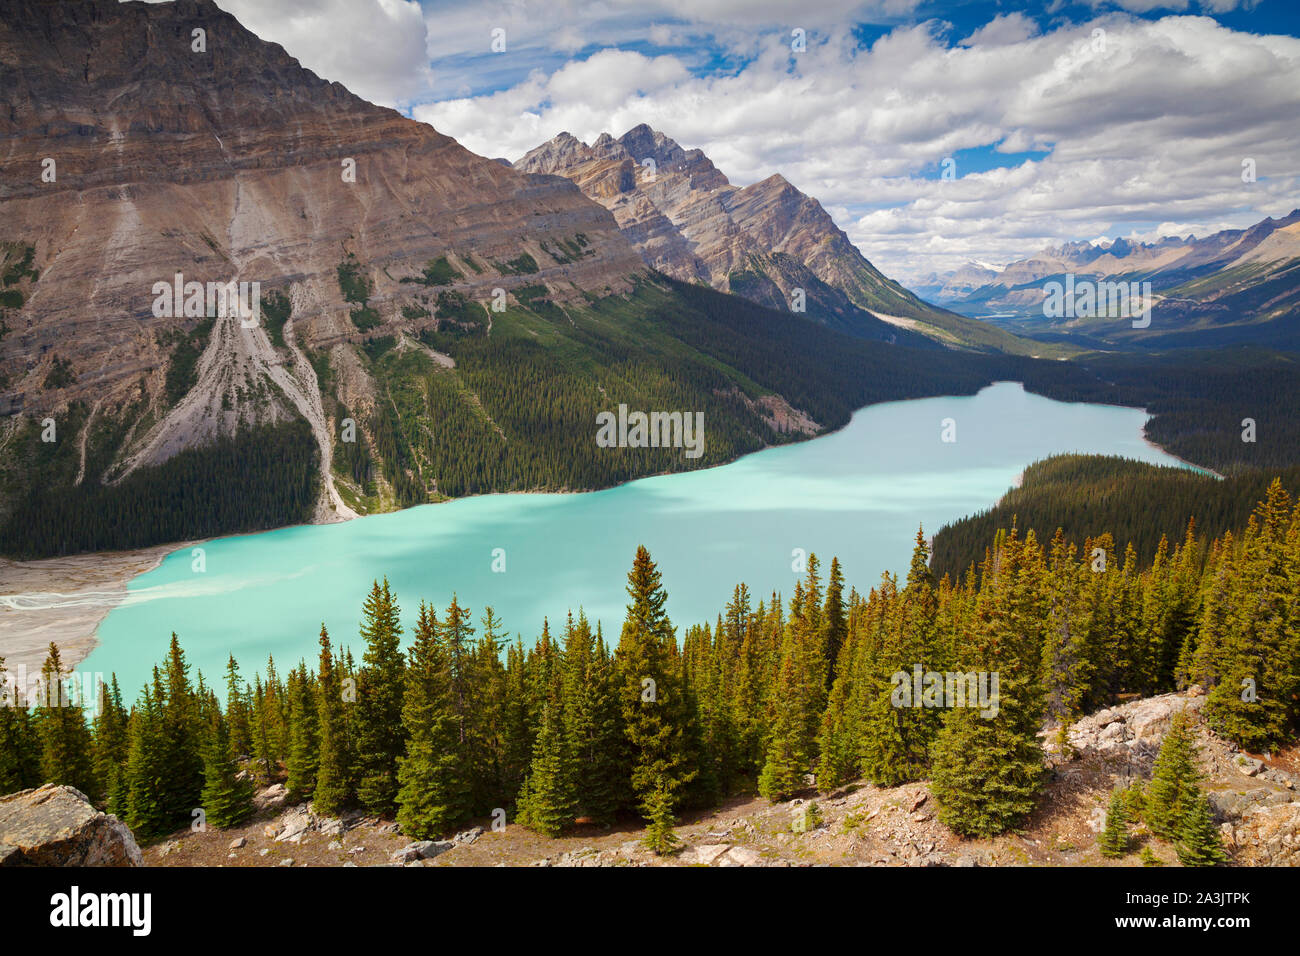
[{"xmin": 0, "ymin": 544, "xmax": 182, "ymax": 678}]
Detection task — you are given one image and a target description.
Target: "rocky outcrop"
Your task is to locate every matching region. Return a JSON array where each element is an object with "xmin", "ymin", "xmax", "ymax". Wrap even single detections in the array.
[
  {"xmin": 0, "ymin": 784, "xmax": 143, "ymax": 866},
  {"xmin": 0, "ymin": 0, "xmax": 644, "ymax": 427},
  {"xmin": 1048, "ymin": 691, "xmax": 1205, "ymax": 767},
  {"xmin": 1223, "ymin": 801, "xmax": 1300, "ymax": 866}
]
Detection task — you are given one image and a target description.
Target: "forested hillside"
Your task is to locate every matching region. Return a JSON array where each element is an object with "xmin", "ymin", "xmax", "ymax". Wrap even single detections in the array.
[
  {"xmin": 931, "ymin": 455, "xmax": 1300, "ymax": 581},
  {"xmin": 6, "ymin": 479, "xmax": 1296, "ymax": 859}
]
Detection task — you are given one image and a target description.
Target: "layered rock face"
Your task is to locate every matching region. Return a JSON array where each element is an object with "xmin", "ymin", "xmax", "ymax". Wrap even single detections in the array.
[
  {"xmin": 0, "ymin": 0, "xmax": 645, "ymax": 424},
  {"xmin": 516, "ymin": 125, "xmax": 941, "ymax": 331},
  {"xmin": 0, "ymin": 784, "xmax": 143, "ymax": 866}
]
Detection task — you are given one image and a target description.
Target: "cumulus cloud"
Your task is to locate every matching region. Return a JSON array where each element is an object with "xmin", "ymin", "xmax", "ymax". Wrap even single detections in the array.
[
  {"xmin": 211, "ymin": 0, "xmax": 433, "ymax": 108},
  {"xmin": 415, "ymin": 13, "xmax": 1300, "ymax": 281},
  {"xmin": 151, "ymin": 1, "xmax": 1295, "ymax": 283}
]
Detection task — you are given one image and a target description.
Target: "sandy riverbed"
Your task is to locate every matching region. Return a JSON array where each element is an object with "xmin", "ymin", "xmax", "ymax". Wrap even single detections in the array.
[{"xmin": 0, "ymin": 544, "xmax": 182, "ymax": 677}]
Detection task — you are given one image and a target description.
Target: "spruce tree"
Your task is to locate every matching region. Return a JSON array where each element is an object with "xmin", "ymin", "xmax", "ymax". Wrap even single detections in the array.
[
  {"xmin": 516, "ymin": 701, "xmax": 577, "ymax": 837},
  {"xmin": 562, "ymin": 612, "xmax": 622, "ymax": 823},
  {"xmin": 0, "ymin": 656, "xmax": 42, "ymax": 794},
  {"xmin": 1176, "ymin": 791, "xmax": 1229, "ymax": 866},
  {"xmin": 931, "ymin": 529, "xmax": 1048, "ymax": 837},
  {"xmin": 199, "ymin": 708, "xmax": 253, "ymax": 828},
  {"xmin": 285, "ymin": 665, "xmax": 319, "ymax": 802},
  {"xmin": 1145, "ymin": 710, "xmax": 1200, "ymax": 841},
  {"xmin": 223, "ymin": 656, "xmax": 253, "ymax": 760},
  {"xmin": 396, "ymin": 603, "xmax": 465, "ymax": 838},
  {"xmin": 641, "ymin": 779, "xmax": 681, "ymax": 855},
  {"xmin": 1201, "ymin": 482, "xmax": 1299, "ymax": 751},
  {"xmin": 758, "ymin": 624, "xmax": 811, "ymax": 801},
  {"xmin": 1098, "ymin": 789, "xmax": 1130, "ymax": 858},
  {"xmin": 615, "ymin": 546, "xmax": 696, "ymax": 819},
  {"xmin": 313, "ymin": 625, "xmax": 354, "ymax": 816},
  {"xmin": 354, "ymin": 578, "xmax": 406, "ymax": 815},
  {"xmin": 124, "ymin": 682, "xmax": 170, "ymax": 839},
  {"xmin": 157, "ymin": 635, "xmax": 203, "ymax": 825},
  {"xmin": 35, "ymin": 643, "xmax": 97, "ymax": 798},
  {"xmin": 92, "ymin": 675, "xmax": 129, "ymax": 815}
]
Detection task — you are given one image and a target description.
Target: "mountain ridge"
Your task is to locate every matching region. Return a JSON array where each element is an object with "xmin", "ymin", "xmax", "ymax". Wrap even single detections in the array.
[{"xmin": 515, "ymin": 125, "xmax": 1044, "ymax": 354}]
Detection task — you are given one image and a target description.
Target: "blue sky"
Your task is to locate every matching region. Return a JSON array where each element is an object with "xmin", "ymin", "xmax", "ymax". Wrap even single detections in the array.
[{"xmin": 211, "ymin": 0, "xmax": 1300, "ymax": 281}]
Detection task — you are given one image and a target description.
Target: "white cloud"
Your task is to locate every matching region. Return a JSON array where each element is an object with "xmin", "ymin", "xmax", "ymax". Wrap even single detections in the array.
[
  {"xmin": 141, "ymin": 0, "xmax": 1295, "ymax": 284},
  {"xmin": 210, "ymin": 0, "xmax": 432, "ymax": 108},
  {"xmin": 414, "ymin": 14, "xmax": 1300, "ymax": 282}
]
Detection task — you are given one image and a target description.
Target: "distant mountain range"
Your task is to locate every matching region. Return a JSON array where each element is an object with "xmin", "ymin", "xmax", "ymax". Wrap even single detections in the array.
[
  {"xmin": 514, "ymin": 127, "xmax": 1040, "ymax": 354},
  {"xmin": 914, "ymin": 211, "xmax": 1300, "ymax": 349}
]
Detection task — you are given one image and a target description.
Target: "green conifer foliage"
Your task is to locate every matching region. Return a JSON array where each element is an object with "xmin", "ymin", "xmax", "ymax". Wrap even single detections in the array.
[
  {"xmin": 1175, "ymin": 791, "xmax": 1230, "ymax": 866},
  {"xmin": 34, "ymin": 643, "xmax": 96, "ymax": 798},
  {"xmin": 395, "ymin": 602, "xmax": 466, "ymax": 838},
  {"xmin": 516, "ymin": 701, "xmax": 577, "ymax": 837},
  {"xmin": 1098, "ymin": 789, "xmax": 1130, "ymax": 858},
  {"xmin": 199, "ymin": 708, "xmax": 253, "ymax": 828},
  {"xmin": 1145, "ymin": 710, "xmax": 1200, "ymax": 841},
  {"xmin": 354, "ymin": 579, "xmax": 406, "ymax": 814},
  {"xmin": 641, "ymin": 780, "xmax": 681, "ymax": 855},
  {"xmin": 313, "ymin": 626, "xmax": 354, "ymax": 816}
]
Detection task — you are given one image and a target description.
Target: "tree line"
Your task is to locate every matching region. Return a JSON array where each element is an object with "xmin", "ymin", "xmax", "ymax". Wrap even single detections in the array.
[{"xmin": 2, "ymin": 481, "xmax": 1296, "ymax": 858}]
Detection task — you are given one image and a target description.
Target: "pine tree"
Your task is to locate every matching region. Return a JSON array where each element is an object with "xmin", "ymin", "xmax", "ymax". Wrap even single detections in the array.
[
  {"xmin": 1201, "ymin": 482, "xmax": 1299, "ymax": 751},
  {"xmin": 615, "ymin": 546, "xmax": 696, "ymax": 819},
  {"xmin": 0, "ymin": 655, "xmax": 42, "ymax": 794},
  {"xmin": 223, "ymin": 656, "xmax": 252, "ymax": 760},
  {"xmin": 1145, "ymin": 710, "xmax": 1200, "ymax": 841},
  {"xmin": 931, "ymin": 529, "xmax": 1048, "ymax": 837},
  {"xmin": 758, "ymin": 623, "xmax": 811, "ymax": 801},
  {"xmin": 35, "ymin": 643, "xmax": 97, "ymax": 798},
  {"xmin": 822, "ymin": 557, "xmax": 847, "ymax": 692},
  {"xmin": 1176, "ymin": 791, "xmax": 1229, "ymax": 866},
  {"xmin": 641, "ymin": 779, "xmax": 681, "ymax": 855},
  {"xmin": 157, "ymin": 635, "xmax": 203, "ymax": 825},
  {"xmin": 92, "ymin": 674, "xmax": 129, "ymax": 815},
  {"xmin": 396, "ymin": 603, "xmax": 465, "ymax": 838},
  {"xmin": 124, "ymin": 681, "xmax": 169, "ymax": 839},
  {"xmin": 285, "ymin": 665, "xmax": 319, "ymax": 802},
  {"xmin": 313, "ymin": 625, "xmax": 354, "ymax": 816},
  {"xmin": 354, "ymin": 579, "xmax": 406, "ymax": 815},
  {"xmin": 562, "ymin": 612, "xmax": 622, "ymax": 824},
  {"xmin": 516, "ymin": 701, "xmax": 577, "ymax": 837},
  {"xmin": 1098, "ymin": 789, "xmax": 1130, "ymax": 858},
  {"xmin": 199, "ymin": 708, "xmax": 253, "ymax": 828}
]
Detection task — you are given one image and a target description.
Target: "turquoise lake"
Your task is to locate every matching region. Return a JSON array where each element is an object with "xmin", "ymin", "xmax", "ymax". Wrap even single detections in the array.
[{"xmin": 87, "ymin": 382, "xmax": 1199, "ymax": 697}]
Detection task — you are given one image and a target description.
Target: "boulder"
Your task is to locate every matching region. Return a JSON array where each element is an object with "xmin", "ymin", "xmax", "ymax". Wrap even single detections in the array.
[
  {"xmin": 1233, "ymin": 754, "xmax": 1265, "ymax": 777},
  {"xmin": 453, "ymin": 826, "xmax": 484, "ymax": 846},
  {"xmin": 275, "ymin": 807, "xmax": 312, "ymax": 843},
  {"xmin": 0, "ymin": 785, "xmax": 143, "ymax": 866},
  {"xmin": 681, "ymin": 843, "xmax": 730, "ymax": 866},
  {"xmin": 1208, "ymin": 787, "xmax": 1292, "ymax": 821},
  {"xmin": 391, "ymin": 840, "xmax": 453, "ymax": 863},
  {"xmin": 716, "ymin": 846, "xmax": 763, "ymax": 867},
  {"xmin": 253, "ymin": 783, "xmax": 288, "ymax": 811}
]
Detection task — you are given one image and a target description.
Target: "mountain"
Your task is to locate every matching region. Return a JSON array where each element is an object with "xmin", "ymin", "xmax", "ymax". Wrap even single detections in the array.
[
  {"xmin": 921, "ymin": 211, "xmax": 1300, "ymax": 348},
  {"xmin": 913, "ymin": 261, "xmax": 1002, "ymax": 302},
  {"xmin": 515, "ymin": 126, "xmax": 1042, "ymax": 354},
  {"xmin": 0, "ymin": 0, "xmax": 1013, "ymax": 558}
]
